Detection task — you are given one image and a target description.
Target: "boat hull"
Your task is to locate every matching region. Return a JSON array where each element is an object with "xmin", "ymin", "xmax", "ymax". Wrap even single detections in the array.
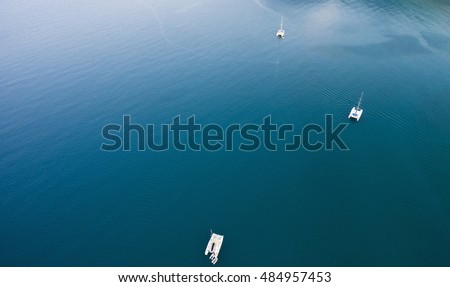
[
  {"xmin": 205, "ymin": 233, "xmax": 224, "ymax": 265},
  {"xmin": 276, "ymin": 30, "xmax": 285, "ymax": 38},
  {"xmin": 348, "ymin": 107, "xmax": 363, "ymax": 121}
]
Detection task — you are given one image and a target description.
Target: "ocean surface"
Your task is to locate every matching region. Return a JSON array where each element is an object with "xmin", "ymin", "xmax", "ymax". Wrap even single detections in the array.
[{"xmin": 1, "ymin": 0, "xmax": 450, "ymax": 266}]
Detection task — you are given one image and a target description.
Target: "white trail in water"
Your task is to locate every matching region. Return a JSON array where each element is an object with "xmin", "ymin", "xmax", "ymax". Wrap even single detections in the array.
[{"xmin": 133, "ymin": 0, "xmax": 280, "ymax": 66}]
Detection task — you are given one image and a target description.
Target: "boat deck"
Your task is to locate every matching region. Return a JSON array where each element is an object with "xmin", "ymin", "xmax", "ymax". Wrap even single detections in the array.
[{"xmin": 205, "ymin": 233, "xmax": 224, "ymax": 265}]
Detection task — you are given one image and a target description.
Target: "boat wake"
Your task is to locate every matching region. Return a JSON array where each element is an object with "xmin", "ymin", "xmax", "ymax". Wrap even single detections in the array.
[{"xmin": 253, "ymin": 0, "xmax": 273, "ymax": 12}]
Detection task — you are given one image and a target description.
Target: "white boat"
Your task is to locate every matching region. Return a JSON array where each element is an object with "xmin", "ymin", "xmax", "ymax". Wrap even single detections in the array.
[
  {"xmin": 205, "ymin": 230, "xmax": 224, "ymax": 265},
  {"xmin": 348, "ymin": 92, "xmax": 364, "ymax": 121},
  {"xmin": 276, "ymin": 16, "xmax": 285, "ymax": 38}
]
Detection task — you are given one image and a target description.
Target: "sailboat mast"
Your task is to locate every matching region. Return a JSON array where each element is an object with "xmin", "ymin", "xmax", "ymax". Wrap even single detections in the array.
[
  {"xmin": 280, "ymin": 16, "xmax": 283, "ymax": 30},
  {"xmin": 357, "ymin": 91, "xmax": 363, "ymax": 110}
]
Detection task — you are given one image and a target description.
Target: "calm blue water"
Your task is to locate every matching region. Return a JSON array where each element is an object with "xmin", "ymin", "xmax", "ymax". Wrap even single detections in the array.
[{"xmin": 1, "ymin": 0, "xmax": 450, "ymax": 266}]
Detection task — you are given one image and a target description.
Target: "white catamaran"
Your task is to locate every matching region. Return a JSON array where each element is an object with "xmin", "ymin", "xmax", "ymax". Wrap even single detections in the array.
[
  {"xmin": 276, "ymin": 16, "xmax": 285, "ymax": 38},
  {"xmin": 348, "ymin": 92, "xmax": 364, "ymax": 121},
  {"xmin": 205, "ymin": 230, "xmax": 224, "ymax": 265}
]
